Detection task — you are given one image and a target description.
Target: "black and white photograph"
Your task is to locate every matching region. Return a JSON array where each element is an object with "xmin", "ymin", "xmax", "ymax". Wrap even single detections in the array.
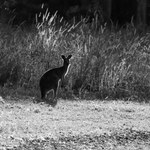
[{"xmin": 0, "ymin": 0, "xmax": 150, "ymax": 149}]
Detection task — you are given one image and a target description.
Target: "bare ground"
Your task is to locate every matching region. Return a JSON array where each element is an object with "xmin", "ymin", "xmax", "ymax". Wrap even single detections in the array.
[{"xmin": 0, "ymin": 97, "xmax": 150, "ymax": 150}]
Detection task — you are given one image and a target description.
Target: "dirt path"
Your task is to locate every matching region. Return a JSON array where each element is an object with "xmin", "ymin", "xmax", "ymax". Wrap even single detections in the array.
[{"xmin": 0, "ymin": 98, "xmax": 150, "ymax": 149}]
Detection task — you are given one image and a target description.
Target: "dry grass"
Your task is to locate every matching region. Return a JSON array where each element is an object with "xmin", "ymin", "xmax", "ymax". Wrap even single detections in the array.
[
  {"xmin": 0, "ymin": 4, "xmax": 150, "ymax": 150},
  {"xmin": 0, "ymin": 98, "xmax": 150, "ymax": 149},
  {"xmin": 0, "ymin": 11, "xmax": 150, "ymax": 100}
]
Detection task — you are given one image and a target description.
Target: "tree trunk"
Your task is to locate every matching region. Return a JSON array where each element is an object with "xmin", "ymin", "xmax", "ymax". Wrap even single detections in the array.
[{"xmin": 136, "ymin": 0, "xmax": 147, "ymax": 26}]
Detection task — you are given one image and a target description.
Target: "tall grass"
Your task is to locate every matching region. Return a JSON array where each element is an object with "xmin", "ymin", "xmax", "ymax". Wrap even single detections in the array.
[{"xmin": 0, "ymin": 9, "xmax": 150, "ymax": 101}]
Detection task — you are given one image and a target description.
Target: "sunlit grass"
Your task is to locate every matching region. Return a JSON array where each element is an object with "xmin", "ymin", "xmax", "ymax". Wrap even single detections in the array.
[{"xmin": 0, "ymin": 99, "xmax": 150, "ymax": 149}]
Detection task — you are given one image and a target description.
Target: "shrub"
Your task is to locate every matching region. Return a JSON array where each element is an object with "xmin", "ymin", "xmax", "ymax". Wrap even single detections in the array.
[{"xmin": 0, "ymin": 9, "xmax": 150, "ymax": 101}]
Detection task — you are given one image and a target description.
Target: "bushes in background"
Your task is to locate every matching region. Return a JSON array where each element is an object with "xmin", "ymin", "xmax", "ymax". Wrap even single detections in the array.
[{"xmin": 0, "ymin": 12, "xmax": 150, "ymax": 101}]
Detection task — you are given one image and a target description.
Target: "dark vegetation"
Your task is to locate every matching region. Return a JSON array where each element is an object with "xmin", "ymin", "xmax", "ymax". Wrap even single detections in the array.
[{"xmin": 0, "ymin": 0, "xmax": 150, "ymax": 102}]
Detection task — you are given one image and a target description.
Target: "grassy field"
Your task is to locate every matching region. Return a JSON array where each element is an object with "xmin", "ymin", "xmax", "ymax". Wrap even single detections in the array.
[
  {"xmin": 0, "ymin": 97, "xmax": 150, "ymax": 150},
  {"xmin": 0, "ymin": 7, "xmax": 150, "ymax": 150}
]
